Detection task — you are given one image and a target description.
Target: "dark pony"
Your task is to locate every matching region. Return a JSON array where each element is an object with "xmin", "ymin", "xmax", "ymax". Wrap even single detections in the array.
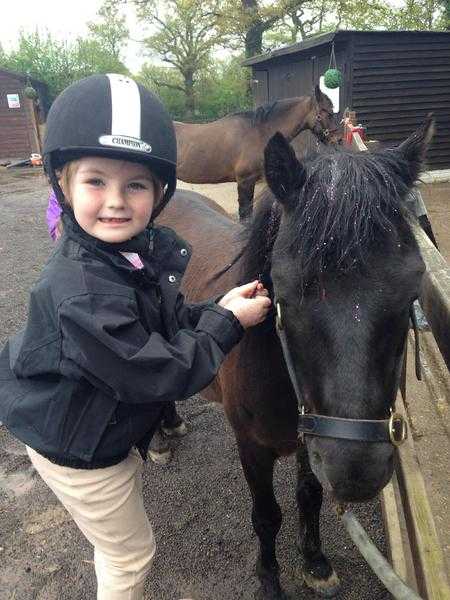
[{"xmin": 157, "ymin": 116, "xmax": 433, "ymax": 599}]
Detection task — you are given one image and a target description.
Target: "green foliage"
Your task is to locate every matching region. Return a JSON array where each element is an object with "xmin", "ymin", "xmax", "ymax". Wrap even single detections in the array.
[
  {"xmin": 87, "ymin": 2, "xmax": 129, "ymax": 59},
  {"xmin": 133, "ymin": 0, "xmax": 230, "ymax": 116},
  {"xmin": 137, "ymin": 55, "xmax": 251, "ymax": 121},
  {"xmin": 195, "ymin": 56, "xmax": 251, "ymax": 119},
  {"xmin": 2, "ymin": 0, "xmax": 447, "ymax": 121},
  {"xmin": 0, "ymin": 2, "xmax": 129, "ymax": 101},
  {"xmin": 388, "ymin": 0, "xmax": 446, "ymax": 30},
  {"xmin": 137, "ymin": 63, "xmax": 186, "ymax": 118}
]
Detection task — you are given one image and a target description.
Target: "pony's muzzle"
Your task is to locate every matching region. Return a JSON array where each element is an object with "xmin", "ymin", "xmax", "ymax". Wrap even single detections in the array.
[{"xmin": 306, "ymin": 436, "xmax": 395, "ymax": 503}]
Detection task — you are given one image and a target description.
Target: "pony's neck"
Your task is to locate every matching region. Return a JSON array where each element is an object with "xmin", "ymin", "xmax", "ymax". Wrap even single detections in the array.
[
  {"xmin": 267, "ymin": 97, "xmax": 312, "ymax": 141},
  {"xmin": 241, "ymin": 193, "xmax": 280, "ymax": 285}
]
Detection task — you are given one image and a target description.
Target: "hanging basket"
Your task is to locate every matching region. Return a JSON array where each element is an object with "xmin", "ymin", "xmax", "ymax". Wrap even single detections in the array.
[
  {"xmin": 324, "ymin": 68, "xmax": 343, "ymax": 89},
  {"xmin": 322, "ymin": 41, "xmax": 342, "ymax": 89},
  {"xmin": 24, "ymin": 85, "xmax": 38, "ymax": 100}
]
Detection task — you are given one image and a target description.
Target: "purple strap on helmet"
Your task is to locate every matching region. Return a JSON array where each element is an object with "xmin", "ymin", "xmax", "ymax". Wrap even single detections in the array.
[{"xmin": 46, "ymin": 190, "xmax": 62, "ymax": 241}]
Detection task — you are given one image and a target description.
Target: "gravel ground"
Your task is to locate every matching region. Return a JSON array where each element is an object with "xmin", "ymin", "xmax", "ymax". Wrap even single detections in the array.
[{"xmin": 0, "ymin": 166, "xmax": 416, "ymax": 600}]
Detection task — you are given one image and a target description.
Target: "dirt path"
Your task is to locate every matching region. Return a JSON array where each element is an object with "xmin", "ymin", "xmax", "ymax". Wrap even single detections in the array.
[{"xmin": 0, "ymin": 166, "xmax": 447, "ymax": 599}]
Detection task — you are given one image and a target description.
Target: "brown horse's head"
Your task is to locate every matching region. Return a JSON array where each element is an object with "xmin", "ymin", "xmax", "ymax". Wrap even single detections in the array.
[
  {"xmin": 262, "ymin": 118, "xmax": 433, "ymax": 503},
  {"xmin": 305, "ymin": 85, "xmax": 341, "ymax": 145}
]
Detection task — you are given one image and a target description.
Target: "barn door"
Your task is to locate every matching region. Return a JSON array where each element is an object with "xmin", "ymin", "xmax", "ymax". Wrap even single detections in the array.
[{"xmin": 252, "ymin": 70, "xmax": 268, "ymax": 106}]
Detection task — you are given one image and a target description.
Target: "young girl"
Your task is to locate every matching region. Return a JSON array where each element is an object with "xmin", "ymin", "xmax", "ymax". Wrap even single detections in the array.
[
  {"xmin": 45, "ymin": 188, "xmax": 186, "ymax": 463},
  {"xmin": 0, "ymin": 74, "xmax": 271, "ymax": 600}
]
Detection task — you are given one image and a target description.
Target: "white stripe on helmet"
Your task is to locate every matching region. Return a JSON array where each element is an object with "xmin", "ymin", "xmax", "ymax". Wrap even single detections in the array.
[{"xmin": 107, "ymin": 74, "xmax": 141, "ymax": 138}]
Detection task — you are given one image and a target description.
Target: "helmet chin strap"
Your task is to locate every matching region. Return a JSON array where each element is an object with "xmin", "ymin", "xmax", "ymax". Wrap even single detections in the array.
[{"xmin": 151, "ymin": 179, "xmax": 176, "ymax": 220}]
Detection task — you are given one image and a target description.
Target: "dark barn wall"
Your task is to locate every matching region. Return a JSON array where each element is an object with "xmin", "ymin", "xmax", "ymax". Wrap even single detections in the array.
[
  {"xmin": 350, "ymin": 32, "xmax": 450, "ymax": 169},
  {"xmin": 247, "ymin": 31, "xmax": 450, "ymax": 170},
  {"xmin": 252, "ymin": 42, "xmax": 350, "ymax": 115},
  {"xmin": 0, "ymin": 70, "xmax": 43, "ymax": 160}
]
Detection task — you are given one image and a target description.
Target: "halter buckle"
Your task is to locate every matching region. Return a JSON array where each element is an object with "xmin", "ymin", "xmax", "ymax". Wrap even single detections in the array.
[
  {"xmin": 388, "ymin": 411, "xmax": 408, "ymax": 446},
  {"xmin": 298, "ymin": 406, "xmax": 306, "ymax": 445},
  {"xmin": 276, "ymin": 301, "xmax": 283, "ymax": 330}
]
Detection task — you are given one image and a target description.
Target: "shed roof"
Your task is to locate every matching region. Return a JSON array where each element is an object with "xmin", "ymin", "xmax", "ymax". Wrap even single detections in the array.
[{"xmin": 242, "ymin": 29, "xmax": 450, "ymax": 67}]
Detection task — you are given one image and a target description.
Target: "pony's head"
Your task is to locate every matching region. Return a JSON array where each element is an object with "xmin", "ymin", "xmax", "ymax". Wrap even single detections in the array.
[
  {"xmin": 263, "ymin": 117, "xmax": 433, "ymax": 502},
  {"xmin": 305, "ymin": 85, "xmax": 340, "ymax": 145}
]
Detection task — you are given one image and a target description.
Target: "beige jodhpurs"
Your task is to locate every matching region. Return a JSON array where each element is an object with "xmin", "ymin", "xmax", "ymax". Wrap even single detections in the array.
[{"xmin": 26, "ymin": 446, "xmax": 155, "ymax": 600}]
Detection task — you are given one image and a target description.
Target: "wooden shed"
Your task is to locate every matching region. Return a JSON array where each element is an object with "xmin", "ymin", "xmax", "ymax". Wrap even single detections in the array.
[
  {"xmin": 242, "ymin": 30, "xmax": 450, "ymax": 170},
  {"xmin": 0, "ymin": 68, "xmax": 50, "ymax": 160}
]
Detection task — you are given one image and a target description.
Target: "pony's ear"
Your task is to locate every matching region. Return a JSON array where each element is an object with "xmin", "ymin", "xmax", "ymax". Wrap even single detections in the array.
[
  {"xmin": 396, "ymin": 114, "xmax": 435, "ymax": 184},
  {"xmin": 264, "ymin": 132, "xmax": 306, "ymax": 208}
]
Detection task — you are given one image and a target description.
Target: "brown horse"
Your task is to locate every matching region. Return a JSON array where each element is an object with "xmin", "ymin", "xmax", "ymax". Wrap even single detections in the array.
[
  {"xmin": 174, "ymin": 85, "xmax": 338, "ymax": 220},
  {"xmin": 157, "ymin": 117, "xmax": 433, "ymax": 599}
]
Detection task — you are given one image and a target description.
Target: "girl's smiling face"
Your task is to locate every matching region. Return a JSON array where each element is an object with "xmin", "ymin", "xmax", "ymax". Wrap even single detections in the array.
[{"xmin": 65, "ymin": 156, "xmax": 156, "ymax": 243}]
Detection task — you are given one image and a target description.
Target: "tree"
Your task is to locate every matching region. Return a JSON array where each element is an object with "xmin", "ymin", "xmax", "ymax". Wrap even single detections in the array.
[
  {"xmin": 221, "ymin": 0, "xmax": 396, "ymax": 58},
  {"xmin": 138, "ymin": 55, "xmax": 251, "ymax": 121},
  {"xmin": 132, "ymin": 0, "xmax": 229, "ymax": 118},
  {"xmin": 137, "ymin": 63, "xmax": 186, "ymax": 118},
  {"xmin": 219, "ymin": 0, "xmax": 293, "ymax": 58},
  {"xmin": 389, "ymin": 0, "xmax": 446, "ymax": 29},
  {"xmin": 441, "ymin": 0, "xmax": 450, "ymax": 28},
  {"xmin": 0, "ymin": 31, "xmax": 77, "ymax": 99},
  {"xmin": 87, "ymin": 2, "xmax": 129, "ymax": 60},
  {"xmin": 0, "ymin": 29, "xmax": 129, "ymax": 101},
  {"xmin": 195, "ymin": 56, "xmax": 251, "ymax": 119}
]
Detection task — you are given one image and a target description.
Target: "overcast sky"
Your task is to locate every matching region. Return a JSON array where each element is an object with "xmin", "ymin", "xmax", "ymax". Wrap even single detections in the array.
[{"xmin": 0, "ymin": 0, "xmax": 148, "ymax": 73}]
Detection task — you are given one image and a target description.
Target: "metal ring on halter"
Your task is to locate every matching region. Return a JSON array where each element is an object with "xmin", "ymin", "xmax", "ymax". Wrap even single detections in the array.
[
  {"xmin": 276, "ymin": 301, "xmax": 283, "ymax": 330},
  {"xmin": 298, "ymin": 405, "xmax": 306, "ymax": 444},
  {"xmin": 388, "ymin": 409, "xmax": 408, "ymax": 447}
]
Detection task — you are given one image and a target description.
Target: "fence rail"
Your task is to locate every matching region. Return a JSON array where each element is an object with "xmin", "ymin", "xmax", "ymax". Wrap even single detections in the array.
[{"xmin": 345, "ymin": 119, "xmax": 450, "ymax": 599}]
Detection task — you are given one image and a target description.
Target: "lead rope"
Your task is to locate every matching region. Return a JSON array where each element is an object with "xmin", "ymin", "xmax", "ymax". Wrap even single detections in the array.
[{"xmin": 409, "ymin": 304, "xmax": 422, "ymax": 380}]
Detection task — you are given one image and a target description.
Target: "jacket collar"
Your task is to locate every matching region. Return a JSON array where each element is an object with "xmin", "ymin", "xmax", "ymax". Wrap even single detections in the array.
[
  {"xmin": 61, "ymin": 213, "xmax": 160, "ymax": 288},
  {"xmin": 62, "ymin": 213, "xmax": 152, "ymax": 256}
]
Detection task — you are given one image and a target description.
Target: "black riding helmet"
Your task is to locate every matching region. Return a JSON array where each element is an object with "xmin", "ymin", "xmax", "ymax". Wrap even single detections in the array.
[{"xmin": 43, "ymin": 73, "xmax": 177, "ymax": 219}]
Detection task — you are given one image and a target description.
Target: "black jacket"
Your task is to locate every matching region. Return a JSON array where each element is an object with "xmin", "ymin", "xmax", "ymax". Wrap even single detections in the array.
[{"xmin": 0, "ymin": 220, "xmax": 243, "ymax": 468}]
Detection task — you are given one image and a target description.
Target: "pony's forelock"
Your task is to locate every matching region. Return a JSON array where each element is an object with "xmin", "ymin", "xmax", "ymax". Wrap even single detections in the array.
[
  {"xmin": 284, "ymin": 148, "xmax": 414, "ymax": 276},
  {"xmin": 242, "ymin": 148, "xmax": 415, "ymax": 282}
]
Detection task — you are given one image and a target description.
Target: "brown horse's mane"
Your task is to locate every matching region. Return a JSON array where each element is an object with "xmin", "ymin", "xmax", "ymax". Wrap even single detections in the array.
[
  {"xmin": 239, "ymin": 189, "xmax": 280, "ymax": 284},
  {"xmin": 231, "ymin": 97, "xmax": 305, "ymax": 127}
]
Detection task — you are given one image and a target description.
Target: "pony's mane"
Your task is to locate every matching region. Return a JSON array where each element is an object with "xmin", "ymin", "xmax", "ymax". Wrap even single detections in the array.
[
  {"xmin": 242, "ymin": 148, "xmax": 414, "ymax": 282},
  {"xmin": 232, "ymin": 98, "xmax": 303, "ymax": 127}
]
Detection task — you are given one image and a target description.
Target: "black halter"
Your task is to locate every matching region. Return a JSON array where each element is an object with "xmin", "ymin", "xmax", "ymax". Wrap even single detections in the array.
[{"xmin": 274, "ymin": 300, "xmax": 412, "ymax": 447}]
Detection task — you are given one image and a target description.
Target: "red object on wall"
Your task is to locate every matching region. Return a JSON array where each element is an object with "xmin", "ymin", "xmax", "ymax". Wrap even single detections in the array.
[{"xmin": 345, "ymin": 124, "xmax": 366, "ymax": 145}]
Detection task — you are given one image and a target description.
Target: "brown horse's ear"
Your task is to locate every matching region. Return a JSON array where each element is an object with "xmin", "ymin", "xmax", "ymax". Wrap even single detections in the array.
[
  {"xmin": 396, "ymin": 114, "xmax": 434, "ymax": 184},
  {"xmin": 314, "ymin": 84, "xmax": 324, "ymax": 105},
  {"xmin": 264, "ymin": 132, "xmax": 306, "ymax": 208}
]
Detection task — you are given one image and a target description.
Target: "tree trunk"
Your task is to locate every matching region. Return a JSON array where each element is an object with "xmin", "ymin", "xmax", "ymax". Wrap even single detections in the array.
[
  {"xmin": 242, "ymin": 0, "xmax": 264, "ymax": 58},
  {"xmin": 184, "ymin": 70, "xmax": 195, "ymax": 120}
]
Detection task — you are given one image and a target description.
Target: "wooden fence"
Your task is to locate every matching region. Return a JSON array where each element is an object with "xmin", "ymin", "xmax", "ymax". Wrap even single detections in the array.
[{"xmin": 344, "ymin": 117, "xmax": 450, "ymax": 600}]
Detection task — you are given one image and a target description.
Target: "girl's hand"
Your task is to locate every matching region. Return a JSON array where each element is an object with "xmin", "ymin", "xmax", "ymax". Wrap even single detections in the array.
[
  {"xmin": 219, "ymin": 281, "xmax": 271, "ymax": 329},
  {"xmin": 219, "ymin": 281, "xmax": 268, "ymax": 304}
]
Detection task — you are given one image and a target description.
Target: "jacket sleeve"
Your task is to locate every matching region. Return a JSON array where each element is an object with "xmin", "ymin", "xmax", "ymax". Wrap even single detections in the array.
[
  {"xmin": 173, "ymin": 292, "xmax": 224, "ymax": 330},
  {"xmin": 58, "ymin": 293, "xmax": 243, "ymax": 404}
]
